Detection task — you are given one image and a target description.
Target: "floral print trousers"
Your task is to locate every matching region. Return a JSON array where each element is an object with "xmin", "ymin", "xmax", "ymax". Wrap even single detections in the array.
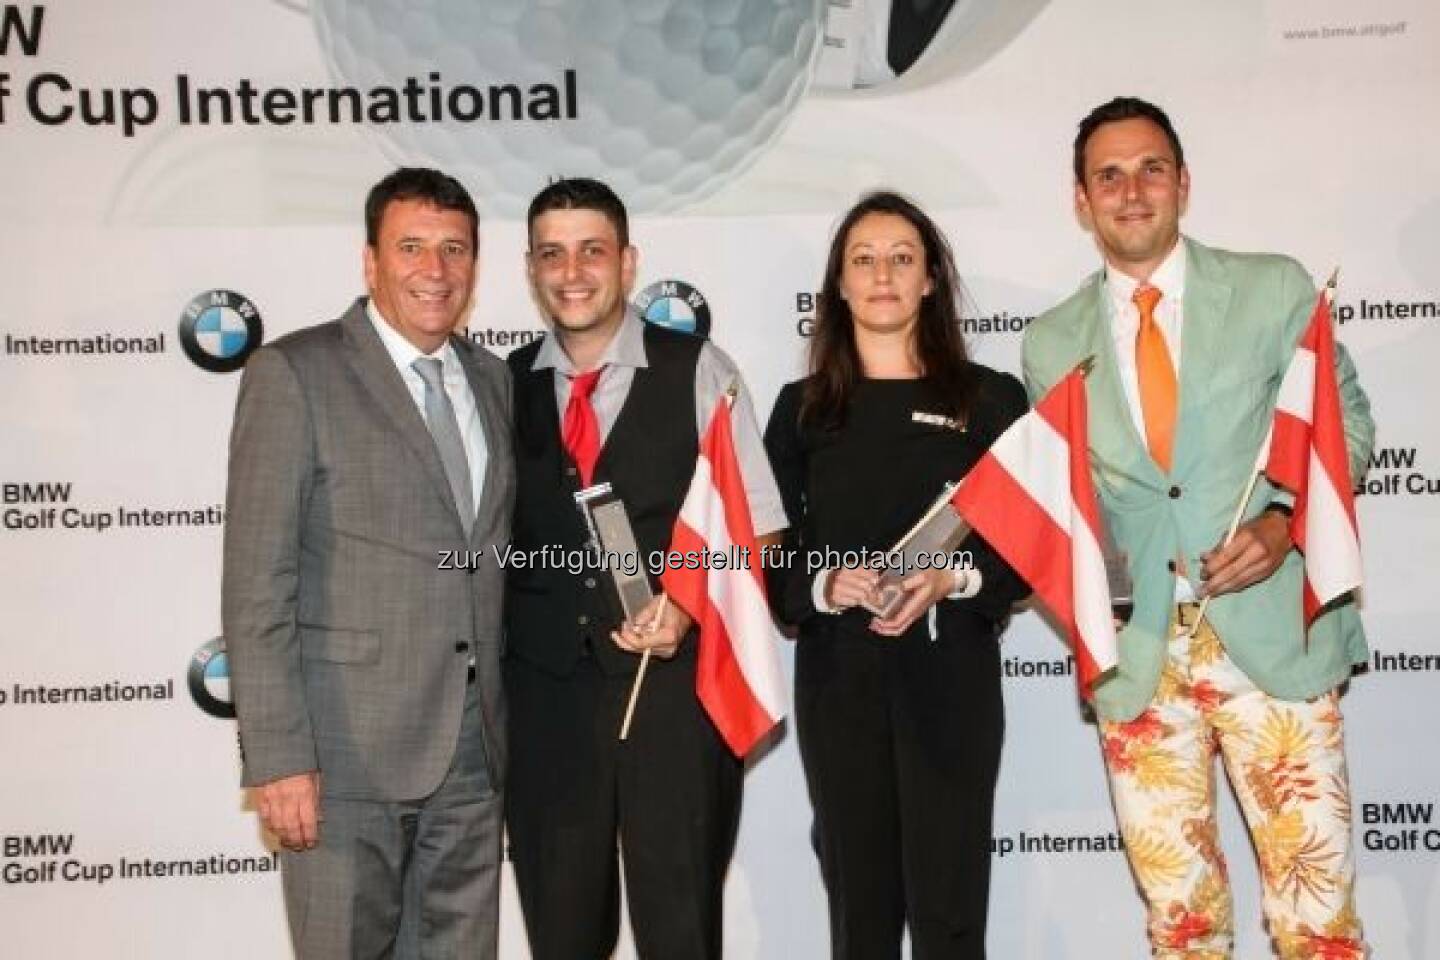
[{"xmin": 1098, "ymin": 605, "xmax": 1367, "ymax": 959}]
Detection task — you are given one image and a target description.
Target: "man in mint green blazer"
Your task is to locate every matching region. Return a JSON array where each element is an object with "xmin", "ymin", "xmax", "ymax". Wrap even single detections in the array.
[{"xmin": 1022, "ymin": 98, "xmax": 1373, "ymax": 959}]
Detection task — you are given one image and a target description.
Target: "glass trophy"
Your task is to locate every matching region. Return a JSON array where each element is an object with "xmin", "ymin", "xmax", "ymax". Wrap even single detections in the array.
[
  {"xmin": 863, "ymin": 482, "xmax": 973, "ymax": 619},
  {"xmin": 573, "ymin": 482, "xmax": 653, "ymax": 622}
]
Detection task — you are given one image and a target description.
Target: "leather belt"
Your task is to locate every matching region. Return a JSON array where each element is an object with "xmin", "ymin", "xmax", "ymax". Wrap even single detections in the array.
[{"xmin": 1175, "ymin": 602, "xmax": 1203, "ymax": 629}]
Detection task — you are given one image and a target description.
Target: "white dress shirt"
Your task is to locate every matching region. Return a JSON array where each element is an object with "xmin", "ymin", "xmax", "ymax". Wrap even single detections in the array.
[
  {"xmin": 367, "ymin": 302, "xmax": 488, "ymax": 512},
  {"xmin": 1102, "ymin": 240, "xmax": 1195, "ymax": 601},
  {"xmin": 1105, "ymin": 239, "xmax": 1187, "ymax": 445}
]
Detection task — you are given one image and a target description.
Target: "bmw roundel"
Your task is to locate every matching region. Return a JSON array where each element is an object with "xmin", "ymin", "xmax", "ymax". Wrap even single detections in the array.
[
  {"xmin": 633, "ymin": 280, "xmax": 712, "ymax": 339},
  {"xmin": 188, "ymin": 637, "xmax": 234, "ymax": 719},
  {"xmin": 179, "ymin": 290, "xmax": 263, "ymax": 373}
]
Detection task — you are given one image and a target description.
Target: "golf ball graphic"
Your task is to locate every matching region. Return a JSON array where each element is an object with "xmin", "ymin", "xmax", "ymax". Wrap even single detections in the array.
[
  {"xmin": 310, "ymin": 0, "xmax": 823, "ymax": 216},
  {"xmin": 813, "ymin": 0, "xmax": 1051, "ymax": 93}
]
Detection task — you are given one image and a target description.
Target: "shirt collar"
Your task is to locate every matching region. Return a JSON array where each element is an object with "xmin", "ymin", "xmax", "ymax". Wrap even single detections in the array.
[
  {"xmin": 531, "ymin": 310, "xmax": 650, "ymax": 376},
  {"xmin": 366, "ymin": 298, "xmax": 455, "ymax": 373},
  {"xmin": 1104, "ymin": 236, "xmax": 1187, "ymax": 307}
]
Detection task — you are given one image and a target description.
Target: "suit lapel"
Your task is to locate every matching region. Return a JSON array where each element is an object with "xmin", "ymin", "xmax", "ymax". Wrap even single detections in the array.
[
  {"xmin": 454, "ymin": 337, "xmax": 508, "ymax": 545},
  {"xmin": 1173, "ymin": 239, "xmax": 1234, "ymax": 479},
  {"xmin": 339, "ymin": 301, "xmax": 464, "ymax": 527},
  {"xmin": 1077, "ymin": 276, "xmax": 1167, "ymax": 489}
]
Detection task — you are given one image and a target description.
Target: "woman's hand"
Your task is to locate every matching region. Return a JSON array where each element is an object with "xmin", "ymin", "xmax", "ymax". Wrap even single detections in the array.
[
  {"xmin": 825, "ymin": 566, "xmax": 882, "ymax": 611},
  {"xmin": 869, "ymin": 568, "xmax": 955, "ymax": 637}
]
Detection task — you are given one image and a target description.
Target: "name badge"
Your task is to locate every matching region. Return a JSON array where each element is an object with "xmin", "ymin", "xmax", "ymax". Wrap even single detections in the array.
[{"xmin": 912, "ymin": 411, "xmax": 966, "ymax": 432}]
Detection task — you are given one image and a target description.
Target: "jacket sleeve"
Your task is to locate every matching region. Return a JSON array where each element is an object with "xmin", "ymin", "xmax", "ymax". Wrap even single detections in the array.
[
  {"xmin": 221, "ymin": 346, "xmax": 318, "ymax": 787},
  {"xmin": 1336, "ymin": 343, "xmax": 1373, "ymax": 485},
  {"xmin": 761, "ymin": 382, "xmax": 819, "ymax": 628},
  {"xmin": 1021, "ymin": 324, "xmax": 1059, "ymax": 406}
]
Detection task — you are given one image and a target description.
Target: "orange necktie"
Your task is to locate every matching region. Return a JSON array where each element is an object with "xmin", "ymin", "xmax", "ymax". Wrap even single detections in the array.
[{"xmin": 1134, "ymin": 283, "xmax": 1177, "ymax": 471}]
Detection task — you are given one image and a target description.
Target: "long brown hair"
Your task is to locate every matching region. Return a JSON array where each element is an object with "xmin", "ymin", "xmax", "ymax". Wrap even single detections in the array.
[{"xmin": 801, "ymin": 191, "xmax": 976, "ymax": 427}]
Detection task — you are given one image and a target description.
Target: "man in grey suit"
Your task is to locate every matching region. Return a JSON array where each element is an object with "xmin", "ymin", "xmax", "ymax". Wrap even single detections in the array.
[{"xmin": 223, "ymin": 167, "xmax": 514, "ymax": 959}]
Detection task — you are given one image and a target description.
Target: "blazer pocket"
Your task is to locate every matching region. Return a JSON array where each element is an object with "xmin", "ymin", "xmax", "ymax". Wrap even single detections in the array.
[
  {"xmin": 1202, "ymin": 366, "xmax": 1273, "ymax": 400},
  {"xmin": 298, "ymin": 625, "xmax": 381, "ymax": 664},
  {"xmin": 1096, "ymin": 470, "xmax": 1150, "ymax": 510}
]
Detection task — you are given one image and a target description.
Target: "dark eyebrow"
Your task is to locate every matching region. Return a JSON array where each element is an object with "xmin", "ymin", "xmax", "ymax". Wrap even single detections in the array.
[
  {"xmin": 1092, "ymin": 155, "xmax": 1173, "ymax": 177},
  {"xmin": 396, "ymin": 233, "xmax": 467, "ymax": 245}
]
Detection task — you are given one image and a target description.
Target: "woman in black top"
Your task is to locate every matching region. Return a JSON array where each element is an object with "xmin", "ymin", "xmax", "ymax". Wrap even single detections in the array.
[{"xmin": 764, "ymin": 192, "xmax": 1029, "ymax": 959}]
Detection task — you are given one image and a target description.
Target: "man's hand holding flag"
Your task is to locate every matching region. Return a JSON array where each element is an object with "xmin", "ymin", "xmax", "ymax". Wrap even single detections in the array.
[
  {"xmin": 625, "ymin": 386, "xmax": 787, "ymax": 756},
  {"xmin": 1263, "ymin": 274, "xmax": 1364, "ymax": 622},
  {"xmin": 1188, "ymin": 273, "xmax": 1363, "ymax": 634}
]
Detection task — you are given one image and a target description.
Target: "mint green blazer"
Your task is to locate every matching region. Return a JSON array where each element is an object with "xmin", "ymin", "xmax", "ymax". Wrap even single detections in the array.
[{"xmin": 1021, "ymin": 239, "xmax": 1375, "ymax": 722}]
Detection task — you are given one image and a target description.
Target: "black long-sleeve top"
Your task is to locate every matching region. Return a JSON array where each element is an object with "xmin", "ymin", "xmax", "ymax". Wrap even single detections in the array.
[{"xmin": 763, "ymin": 367, "xmax": 1032, "ymax": 637}]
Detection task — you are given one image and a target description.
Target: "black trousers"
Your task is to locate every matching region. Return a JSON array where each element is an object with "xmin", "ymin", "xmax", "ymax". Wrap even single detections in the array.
[
  {"xmin": 795, "ymin": 617, "xmax": 1004, "ymax": 960},
  {"xmin": 505, "ymin": 651, "xmax": 743, "ymax": 960}
]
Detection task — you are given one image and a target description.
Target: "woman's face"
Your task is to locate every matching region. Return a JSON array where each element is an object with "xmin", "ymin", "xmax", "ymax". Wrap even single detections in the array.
[{"xmin": 838, "ymin": 212, "xmax": 933, "ymax": 337}]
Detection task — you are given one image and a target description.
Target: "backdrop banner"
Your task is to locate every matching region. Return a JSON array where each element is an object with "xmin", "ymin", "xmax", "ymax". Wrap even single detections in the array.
[{"xmin": 2, "ymin": 1, "xmax": 1437, "ymax": 956}]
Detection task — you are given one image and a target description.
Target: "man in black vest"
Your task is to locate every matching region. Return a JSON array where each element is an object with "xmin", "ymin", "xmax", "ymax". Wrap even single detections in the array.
[{"xmin": 504, "ymin": 178, "xmax": 787, "ymax": 960}]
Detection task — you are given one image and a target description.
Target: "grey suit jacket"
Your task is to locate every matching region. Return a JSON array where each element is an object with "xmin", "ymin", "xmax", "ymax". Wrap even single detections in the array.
[{"xmin": 223, "ymin": 298, "xmax": 514, "ymax": 801}]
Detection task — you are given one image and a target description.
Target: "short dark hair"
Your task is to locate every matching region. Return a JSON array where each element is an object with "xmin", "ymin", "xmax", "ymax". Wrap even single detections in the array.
[
  {"xmin": 526, "ymin": 177, "xmax": 630, "ymax": 249},
  {"xmin": 803, "ymin": 190, "xmax": 976, "ymax": 426},
  {"xmin": 1073, "ymin": 97, "xmax": 1185, "ymax": 184},
  {"xmin": 364, "ymin": 167, "xmax": 479, "ymax": 250}
]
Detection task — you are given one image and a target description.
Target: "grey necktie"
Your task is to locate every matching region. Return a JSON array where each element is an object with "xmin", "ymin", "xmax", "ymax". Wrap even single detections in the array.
[{"xmin": 412, "ymin": 356, "xmax": 474, "ymax": 534}]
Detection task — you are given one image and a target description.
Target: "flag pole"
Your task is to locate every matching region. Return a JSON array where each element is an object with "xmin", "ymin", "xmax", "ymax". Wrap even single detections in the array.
[
  {"xmin": 1184, "ymin": 469, "xmax": 1263, "ymax": 637},
  {"xmin": 619, "ymin": 593, "xmax": 669, "ymax": 741},
  {"xmin": 1185, "ymin": 269, "xmax": 1339, "ymax": 637},
  {"xmin": 618, "ymin": 381, "xmax": 741, "ymax": 740}
]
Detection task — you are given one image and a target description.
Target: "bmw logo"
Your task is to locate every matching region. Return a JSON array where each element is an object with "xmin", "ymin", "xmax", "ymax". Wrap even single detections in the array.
[
  {"xmin": 178, "ymin": 290, "xmax": 263, "ymax": 373},
  {"xmin": 188, "ymin": 637, "xmax": 234, "ymax": 719},
  {"xmin": 633, "ymin": 280, "xmax": 711, "ymax": 339}
]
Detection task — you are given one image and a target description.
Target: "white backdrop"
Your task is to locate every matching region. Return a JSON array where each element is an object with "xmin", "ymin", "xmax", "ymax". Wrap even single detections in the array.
[{"xmin": 2, "ymin": 1, "xmax": 1438, "ymax": 956}]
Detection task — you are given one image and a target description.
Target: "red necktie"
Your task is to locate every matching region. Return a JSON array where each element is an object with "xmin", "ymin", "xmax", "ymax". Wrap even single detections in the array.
[
  {"xmin": 1133, "ymin": 283, "xmax": 1177, "ymax": 472},
  {"xmin": 562, "ymin": 368, "xmax": 604, "ymax": 486}
]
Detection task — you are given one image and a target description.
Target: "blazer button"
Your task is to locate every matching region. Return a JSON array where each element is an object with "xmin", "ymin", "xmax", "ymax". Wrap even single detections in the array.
[
  {"xmin": 455, "ymin": 641, "xmax": 470, "ymax": 652},
  {"xmin": 1168, "ymin": 485, "xmax": 1182, "ymax": 499},
  {"xmin": 578, "ymin": 614, "xmax": 590, "ymax": 626},
  {"xmin": 584, "ymin": 577, "xmax": 597, "ymax": 589},
  {"xmin": 565, "ymin": 466, "xmax": 578, "ymax": 478},
  {"xmin": 1166, "ymin": 560, "xmax": 1177, "ymax": 573}
]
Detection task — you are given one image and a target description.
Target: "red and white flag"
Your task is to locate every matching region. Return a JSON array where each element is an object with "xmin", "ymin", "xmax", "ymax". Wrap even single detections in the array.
[
  {"xmin": 950, "ymin": 369, "xmax": 1118, "ymax": 695},
  {"xmin": 661, "ymin": 396, "xmax": 786, "ymax": 757},
  {"xmin": 1264, "ymin": 287, "xmax": 1363, "ymax": 623}
]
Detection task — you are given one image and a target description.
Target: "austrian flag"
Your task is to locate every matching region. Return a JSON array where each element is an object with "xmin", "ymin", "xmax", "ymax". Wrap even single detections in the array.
[
  {"xmin": 1264, "ymin": 287, "xmax": 1364, "ymax": 623},
  {"xmin": 661, "ymin": 395, "xmax": 787, "ymax": 757},
  {"xmin": 950, "ymin": 369, "xmax": 1118, "ymax": 695}
]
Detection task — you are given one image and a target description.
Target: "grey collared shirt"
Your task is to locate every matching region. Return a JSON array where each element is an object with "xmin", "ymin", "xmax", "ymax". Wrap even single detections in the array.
[{"xmin": 530, "ymin": 312, "xmax": 787, "ymax": 536}]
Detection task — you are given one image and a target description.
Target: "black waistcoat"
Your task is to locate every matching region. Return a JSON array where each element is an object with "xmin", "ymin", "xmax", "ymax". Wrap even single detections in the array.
[{"xmin": 505, "ymin": 324, "xmax": 702, "ymax": 676}]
